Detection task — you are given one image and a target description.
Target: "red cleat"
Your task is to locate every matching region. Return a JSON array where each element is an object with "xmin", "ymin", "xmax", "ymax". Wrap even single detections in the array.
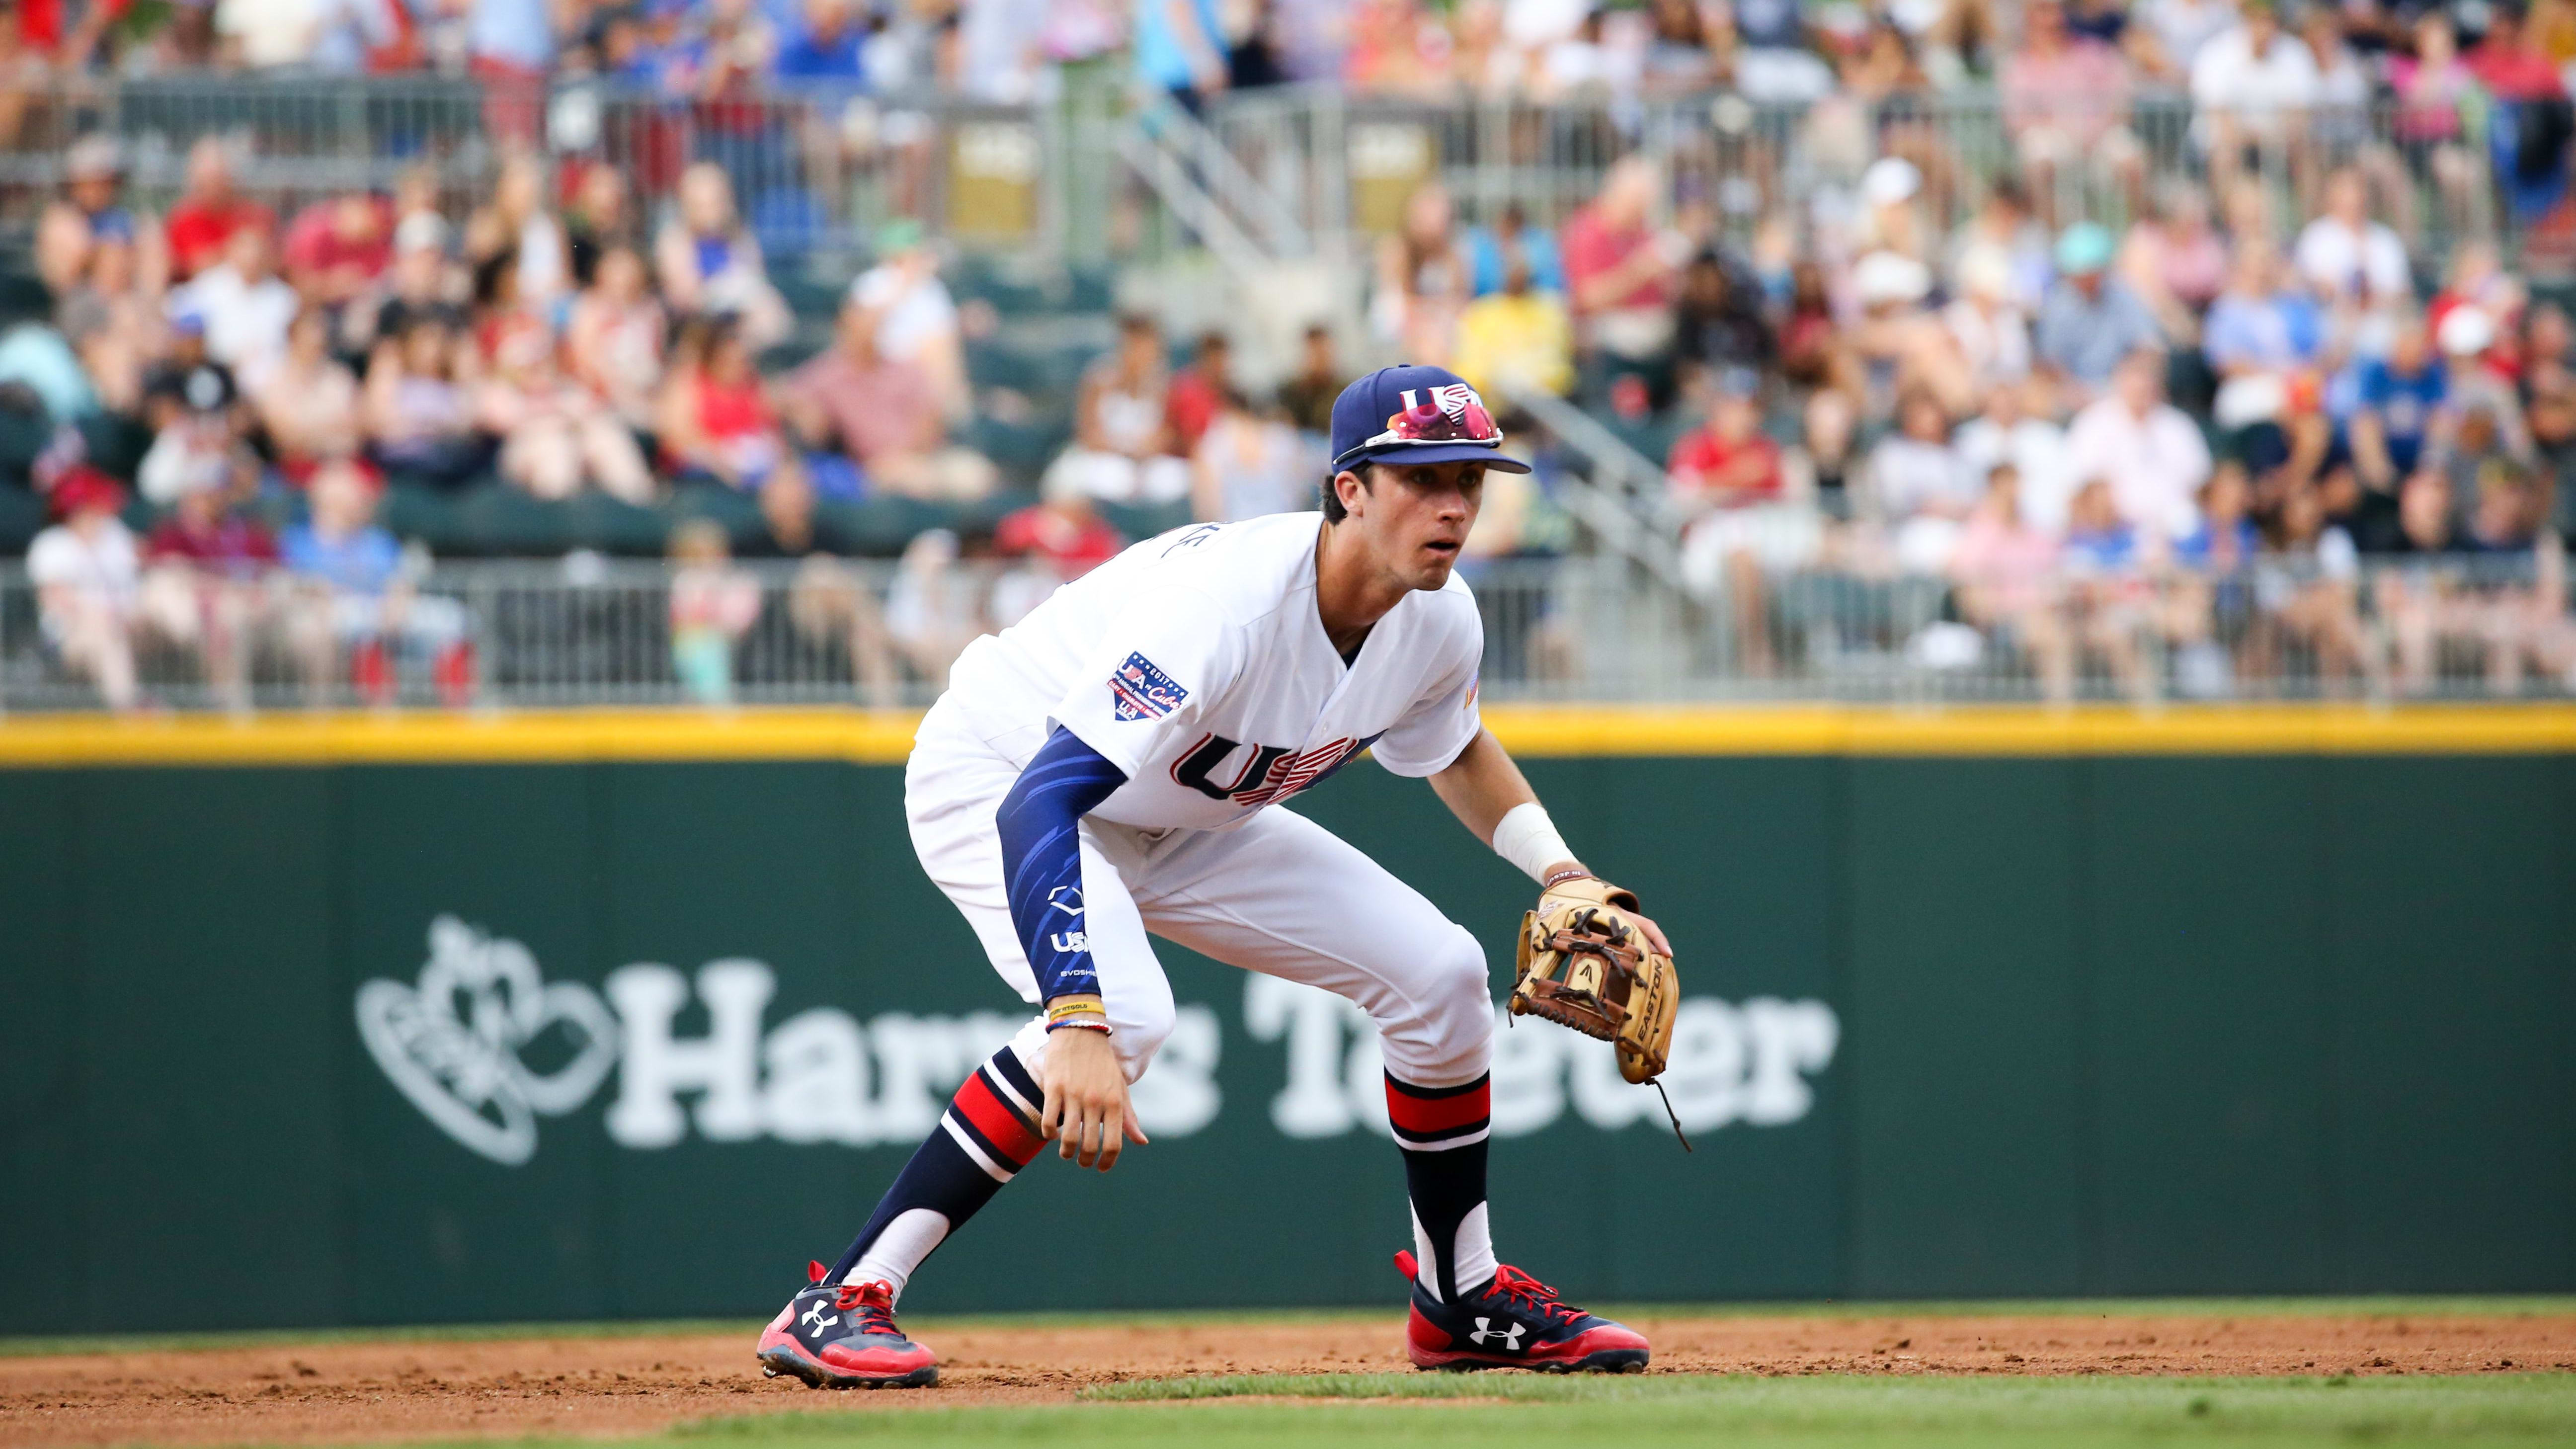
[
  {"xmin": 755, "ymin": 1262, "xmax": 938, "ymax": 1389},
  {"xmin": 1393, "ymin": 1249, "xmax": 1649, "ymax": 1372}
]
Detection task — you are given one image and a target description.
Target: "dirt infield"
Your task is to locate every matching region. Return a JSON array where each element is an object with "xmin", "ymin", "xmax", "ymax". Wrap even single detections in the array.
[{"xmin": 5, "ymin": 1311, "xmax": 2570, "ymax": 1446}]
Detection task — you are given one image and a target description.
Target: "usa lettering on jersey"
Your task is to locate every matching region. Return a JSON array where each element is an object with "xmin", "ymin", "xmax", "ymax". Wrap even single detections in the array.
[
  {"xmin": 1109, "ymin": 652, "xmax": 1190, "ymax": 722},
  {"xmin": 1172, "ymin": 731, "xmax": 1386, "ymax": 807}
]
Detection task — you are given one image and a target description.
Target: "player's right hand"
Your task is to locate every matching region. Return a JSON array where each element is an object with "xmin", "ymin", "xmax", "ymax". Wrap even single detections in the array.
[{"xmin": 1038, "ymin": 1026, "xmax": 1149, "ymax": 1172}]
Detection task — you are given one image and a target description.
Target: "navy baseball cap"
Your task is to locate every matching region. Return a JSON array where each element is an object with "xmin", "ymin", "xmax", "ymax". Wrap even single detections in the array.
[{"xmin": 1328, "ymin": 364, "xmax": 1532, "ymax": 476}]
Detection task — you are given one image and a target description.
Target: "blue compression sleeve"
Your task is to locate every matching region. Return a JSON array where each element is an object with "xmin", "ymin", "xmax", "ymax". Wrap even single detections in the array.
[{"xmin": 995, "ymin": 726, "xmax": 1129, "ymax": 1004}]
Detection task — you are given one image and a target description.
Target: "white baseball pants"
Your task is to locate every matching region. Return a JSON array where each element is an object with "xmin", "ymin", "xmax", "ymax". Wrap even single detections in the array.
[{"xmin": 904, "ymin": 700, "xmax": 1494, "ymax": 1090}]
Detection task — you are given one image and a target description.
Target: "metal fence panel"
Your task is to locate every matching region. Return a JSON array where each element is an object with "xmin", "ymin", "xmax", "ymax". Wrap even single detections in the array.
[
  {"xmin": 0, "ymin": 78, "xmax": 2526, "ymax": 268},
  {"xmin": 1204, "ymin": 85, "xmax": 2512, "ymax": 266},
  {"xmin": 4, "ymin": 552, "xmax": 2571, "ymax": 713}
]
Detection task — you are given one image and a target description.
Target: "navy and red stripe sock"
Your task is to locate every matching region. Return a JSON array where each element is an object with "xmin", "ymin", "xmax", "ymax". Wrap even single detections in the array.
[
  {"xmin": 1386, "ymin": 1072, "xmax": 1496, "ymax": 1302},
  {"xmin": 828, "ymin": 1045, "xmax": 1048, "ymax": 1295}
]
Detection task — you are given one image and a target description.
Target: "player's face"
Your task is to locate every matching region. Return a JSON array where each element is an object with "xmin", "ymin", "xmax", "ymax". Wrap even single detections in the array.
[{"xmin": 1346, "ymin": 460, "xmax": 1484, "ymax": 589}]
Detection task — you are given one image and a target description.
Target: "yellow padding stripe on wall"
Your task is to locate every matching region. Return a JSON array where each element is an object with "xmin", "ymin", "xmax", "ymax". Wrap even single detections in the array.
[
  {"xmin": 1, "ymin": 703, "xmax": 2574, "ymax": 766},
  {"xmin": 0, "ymin": 709, "xmax": 927, "ymax": 766},
  {"xmin": 1484, "ymin": 704, "xmax": 2576, "ymax": 756}
]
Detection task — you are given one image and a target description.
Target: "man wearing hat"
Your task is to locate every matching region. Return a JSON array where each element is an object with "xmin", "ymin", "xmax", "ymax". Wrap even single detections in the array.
[
  {"xmin": 2034, "ymin": 221, "xmax": 2163, "ymax": 401},
  {"xmin": 27, "ymin": 466, "xmax": 142, "ymax": 711},
  {"xmin": 756, "ymin": 366, "xmax": 1668, "ymax": 1387}
]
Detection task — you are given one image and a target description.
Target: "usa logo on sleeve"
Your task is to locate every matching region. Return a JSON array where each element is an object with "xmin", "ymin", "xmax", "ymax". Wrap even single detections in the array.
[{"xmin": 1110, "ymin": 652, "xmax": 1189, "ymax": 722}]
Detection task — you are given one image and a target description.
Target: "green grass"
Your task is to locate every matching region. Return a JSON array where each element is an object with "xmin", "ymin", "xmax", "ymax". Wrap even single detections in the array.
[
  {"xmin": 8, "ymin": 1297, "xmax": 2570, "ymax": 1359},
  {"xmin": 653, "ymin": 1374, "xmax": 2576, "ymax": 1449}
]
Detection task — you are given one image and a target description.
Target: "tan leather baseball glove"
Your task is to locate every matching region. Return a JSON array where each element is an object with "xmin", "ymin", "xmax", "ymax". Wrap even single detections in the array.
[{"xmin": 1508, "ymin": 876, "xmax": 1678, "ymax": 1088}]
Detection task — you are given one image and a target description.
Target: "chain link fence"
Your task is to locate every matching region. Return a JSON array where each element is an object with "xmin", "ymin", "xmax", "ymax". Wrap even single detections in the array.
[{"xmin": 5, "ymin": 551, "xmax": 2572, "ymax": 713}]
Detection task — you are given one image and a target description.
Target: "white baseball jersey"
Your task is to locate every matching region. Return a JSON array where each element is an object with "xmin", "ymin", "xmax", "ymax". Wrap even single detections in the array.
[
  {"xmin": 907, "ymin": 511, "xmax": 1498, "ymax": 1095},
  {"xmin": 939, "ymin": 512, "xmax": 1486, "ymax": 828}
]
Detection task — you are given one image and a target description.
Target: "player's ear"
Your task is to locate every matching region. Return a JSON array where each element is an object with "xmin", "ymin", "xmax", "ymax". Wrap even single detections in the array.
[{"xmin": 1330, "ymin": 468, "xmax": 1366, "ymax": 518}]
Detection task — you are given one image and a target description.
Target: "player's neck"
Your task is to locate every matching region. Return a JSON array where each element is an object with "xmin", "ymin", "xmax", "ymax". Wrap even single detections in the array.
[{"xmin": 1313, "ymin": 518, "xmax": 1407, "ymax": 655}]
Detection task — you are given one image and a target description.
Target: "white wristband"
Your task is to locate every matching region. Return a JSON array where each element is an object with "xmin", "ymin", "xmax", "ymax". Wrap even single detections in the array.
[{"xmin": 1490, "ymin": 802, "xmax": 1576, "ymax": 885}]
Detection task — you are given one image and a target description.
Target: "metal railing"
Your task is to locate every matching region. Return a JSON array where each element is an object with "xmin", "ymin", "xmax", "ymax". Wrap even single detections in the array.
[
  {"xmin": 1510, "ymin": 387, "xmax": 1688, "ymax": 590},
  {"xmin": 5, "ymin": 551, "xmax": 2572, "ymax": 713},
  {"xmin": 0, "ymin": 77, "xmax": 2533, "ymax": 268},
  {"xmin": 1206, "ymin": 85, "xmax": 2519, "ymax": 264},
  {"xmin": 0, "ymin": 75, "xmax": 1096, "ymax": 267},
  {"xmin": 0, "ymin": 74, "xmax": 501, "ymax": 222}
]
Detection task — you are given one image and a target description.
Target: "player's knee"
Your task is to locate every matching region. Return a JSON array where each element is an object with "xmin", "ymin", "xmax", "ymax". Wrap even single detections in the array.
[{"xmin": 1406, "ymin": 927, "xmax": 1496, "ymax": 1073}]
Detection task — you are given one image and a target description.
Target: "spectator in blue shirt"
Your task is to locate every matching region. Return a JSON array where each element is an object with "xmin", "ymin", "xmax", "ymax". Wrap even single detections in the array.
[
  {"xmin": 2034, "ymin": 223, "xmax": 2163, "ymax": 402},
  {"xmin": 282, "ymin": 459, "xmax": 401, "ymax": 598},
  {"xmin": 1136, "ymin": 0, "xmax": 1229, "ymax": 109},
  {"xmin": 2202, "ymin": 243, "xmax": 2324, "ymax": 429},
  {"xmin": 2352, "ymin": 318, "xmax": 2449, "ymax": 489},
  {"xmin": 774, "ymin": 0, "xmax": 868, "ymax": 82},
  {"xmin": 1463, "ymin": 203, "xmax": 1565, "ymax": 298},
  {"xmin": 283, "ymin": 458, "xmax": 472, "ymax": 705}
]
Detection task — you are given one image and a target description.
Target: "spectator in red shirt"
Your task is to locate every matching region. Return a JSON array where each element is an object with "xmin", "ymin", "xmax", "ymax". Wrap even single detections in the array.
[
  {"xmin": 282, "ymin": 192, "xmax": 395, "ymax": 310},
  {"xmin": 164, "ymin": 138, "xmax": 274, "ymax": 283},
  {"xmin": 1164, "ymin": 329, "xmax": 1232, "ymax": 454},
  {"xmin": 2427, "ymin": 242, "xmax": 2527, "ymax": 380},
  {"xmin": 1667, "ymin": 369, "xmax": 1786, "ymax": 508},
  {"xmin": 1667, "ymin": 367, "xmax": 1817, "ymax": 676},
  {"xmin": 782, "ymin": 299, "xmax": 996, "ymax": 501},
  {"xmin": 145, "ymin": 475, "xmax": 275, "ymax": 577},
  {"xmin": 2467, "ymin": 3, "xmax": 2567, "ymax": 100},
  {"xmin": 140, "ymin": 474, "xmax": 278, "ymax": 710},
  {"xmin": 994, "ymin": 465, "xmax": 1126, "ymax": 578},
  {"xmin": 659, "ymin": 316, "xmax": 784, "ymax": 491},
  {"xmin": 1560, "ymin": 155, "xmax": 1686, "ymax": 365}
]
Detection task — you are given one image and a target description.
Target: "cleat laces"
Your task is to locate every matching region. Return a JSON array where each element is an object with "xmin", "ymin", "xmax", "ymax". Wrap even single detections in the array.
[
  {"xmin": 831, "ymin": 1280, "xmax": 903, "ymax": 1338},
  {"xmin": 1485, "ymin": 1265, "xmax": 1585, "ymax": 1327}
]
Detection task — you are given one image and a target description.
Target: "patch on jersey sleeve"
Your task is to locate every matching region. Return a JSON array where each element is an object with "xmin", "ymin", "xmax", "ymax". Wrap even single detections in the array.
[{"xmin": 1109, "ymin": 651, "xmax": 1190, "ymax": 722}]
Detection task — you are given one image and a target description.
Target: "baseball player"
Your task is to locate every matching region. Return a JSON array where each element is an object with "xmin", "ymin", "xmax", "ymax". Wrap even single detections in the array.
[{"xmin": 756, "ymin": 365, "xmax": 1672, "ymax": 1388}]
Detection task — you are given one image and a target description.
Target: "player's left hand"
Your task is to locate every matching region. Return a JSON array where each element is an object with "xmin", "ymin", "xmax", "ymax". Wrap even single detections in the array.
[
  {"xmin": 1512, "ymin": 874, "xmax": 1681, "ymax": 1089},
  {"xmin": 1539, "ymin": 869, "xmax": 1670, "ymax": 957}
]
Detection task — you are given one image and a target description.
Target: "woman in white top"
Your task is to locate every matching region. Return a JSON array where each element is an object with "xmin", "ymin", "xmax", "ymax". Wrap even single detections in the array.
[
  {"xmin": 1869, "ymin": 391, "xmax": 1980, "ymax": 573},
  {"xmin": 1192, "ymin": 392, "xmax": 1317, "ymax": 522},
  {"xmin": 564, "ymin": 244, "xmax": 668, "ymax": 429},
  {"xmin": 466, "ymin": 153, "xmax": 569, "ymax": 311},
  {"xmin": 1052, "ymin": 313, "xmax": 1190, "ymax": 504},
  {"xmin": 27, "ymin": 469, "xmax": 142, "ymax": 710}
]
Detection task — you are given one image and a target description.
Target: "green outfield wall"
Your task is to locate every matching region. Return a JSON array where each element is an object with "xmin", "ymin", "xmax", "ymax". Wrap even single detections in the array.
[{"xmin": 0, "ymin": 712, "xmax": 2570, "ymax": 1332}]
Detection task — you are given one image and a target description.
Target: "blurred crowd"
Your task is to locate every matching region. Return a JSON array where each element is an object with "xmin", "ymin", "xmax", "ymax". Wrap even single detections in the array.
[
  {"xmin": 5, "ymin": 0, "xmax": 2576, "ymax": 117},
  {"xmin": 8, "ymin": 123, "xmax": 1070, "ymax": 709},
  {"xmin": 0, "ymin": 0, "xmax": 1075, "ymax": 101},
  {"xmin": 8, "ymin": 0, "xmax": 2576, "ymax": 708},
  {"xmin": 1, "ymin": 105, "xmax": 1396, "ymax": 708},
  {"xmin": 1366, "ymin": 1, "xmax": 2576, "ymax": 700}
]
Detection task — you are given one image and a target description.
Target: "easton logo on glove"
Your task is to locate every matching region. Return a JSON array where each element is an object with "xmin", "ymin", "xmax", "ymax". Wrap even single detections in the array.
[{"xmin": 1508, "ymin": 876, "xmax": 1688, "ymax": 1150}]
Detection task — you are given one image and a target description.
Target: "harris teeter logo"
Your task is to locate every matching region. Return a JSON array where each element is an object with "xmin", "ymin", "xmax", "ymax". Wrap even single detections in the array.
[{"xmin": 358, "ymin": 917, "xmax": 1835, "ymax": 1165}]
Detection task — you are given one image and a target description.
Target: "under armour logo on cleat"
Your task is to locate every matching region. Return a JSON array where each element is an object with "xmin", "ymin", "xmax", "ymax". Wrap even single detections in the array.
[
  {"xmin": 1468, "ymin": 1318, "xmax": 1525, "ymax": 1351},
  {"xmin": 801, "ymin": 1301, "xmax": 839, "ymax": 1332}
]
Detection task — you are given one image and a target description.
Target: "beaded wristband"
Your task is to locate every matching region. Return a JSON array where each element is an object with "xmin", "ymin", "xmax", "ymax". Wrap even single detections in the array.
[
  {"xmin": 1046, "ymin": 1017, "xmax": 1112, "ymax": 1035},
  {"xmin": 1540, "ymin": 866, "xmax": 1595, "ymax": 892}
]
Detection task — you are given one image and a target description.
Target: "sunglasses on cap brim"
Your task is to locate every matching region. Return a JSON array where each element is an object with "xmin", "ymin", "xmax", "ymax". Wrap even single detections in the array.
[{"xmin": 1337, "ymin": 399, "xmax": 1505, "ymax": 467}]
